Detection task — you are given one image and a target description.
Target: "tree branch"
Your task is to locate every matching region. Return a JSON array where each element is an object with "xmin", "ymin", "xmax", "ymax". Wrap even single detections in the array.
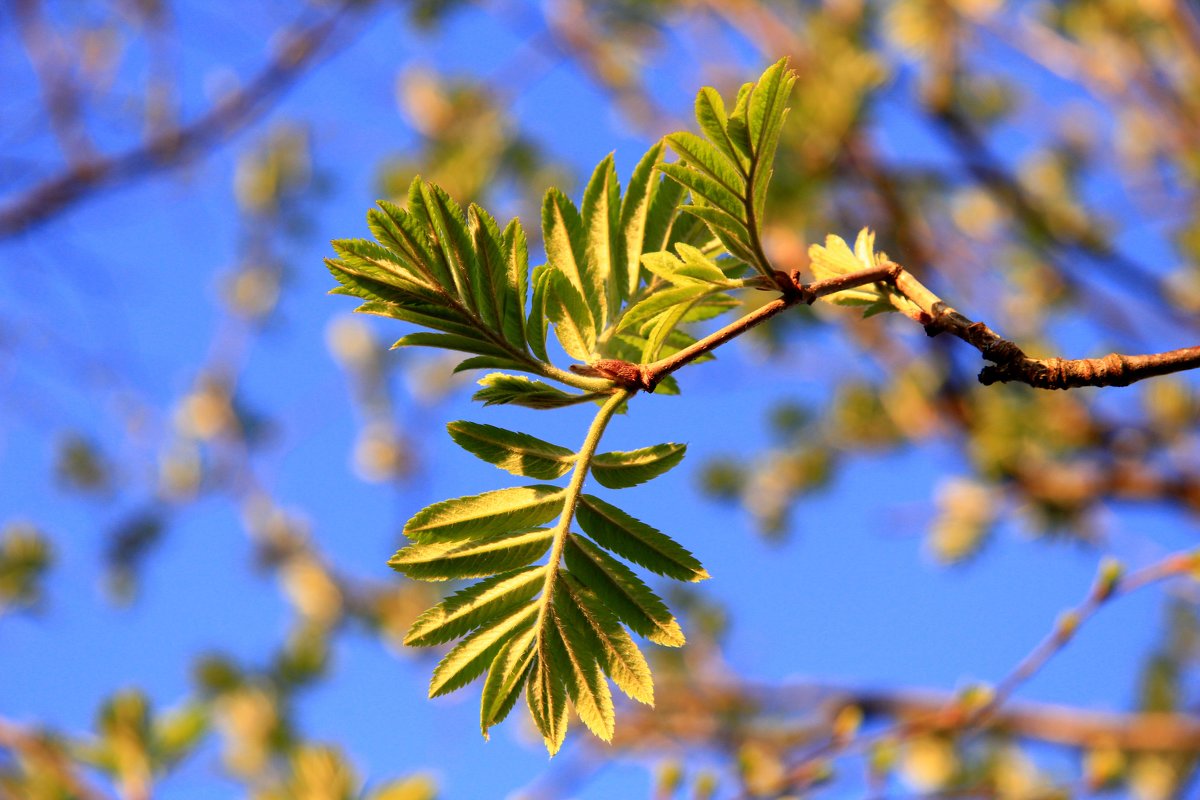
[{"xmin": 0, "ymin": 0, "xmax": 369, "ymax": 239}]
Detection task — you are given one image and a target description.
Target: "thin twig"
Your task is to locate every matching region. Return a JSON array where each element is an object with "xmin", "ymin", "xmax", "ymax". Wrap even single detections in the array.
[{"xmin": 0, "ymin": 0, "xmax": 369, "ymax": 238}]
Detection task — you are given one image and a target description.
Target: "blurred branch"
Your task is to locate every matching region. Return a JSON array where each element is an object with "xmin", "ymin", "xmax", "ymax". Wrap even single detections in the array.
[
  {"xmin": 0, "ymin": 0, "xmax": 370, "ymax": 239},
  {"xmin": 0, "ymin": 717, "xmax": 115, "ymax": 800}
]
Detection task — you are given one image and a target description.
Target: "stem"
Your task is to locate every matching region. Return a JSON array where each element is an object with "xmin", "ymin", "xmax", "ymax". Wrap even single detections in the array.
[{"xmin": 534, "ymin": 389, "xmax": 632, "ymax": 634}]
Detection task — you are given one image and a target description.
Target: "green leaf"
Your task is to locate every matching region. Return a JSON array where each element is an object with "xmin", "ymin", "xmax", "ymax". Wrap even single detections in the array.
[
  {"xmin": 527, "ymin": 649, "xmax": 568, "ymax": 755},
  {"xmin": 450, "ymin": 355, "xmax": 533, "ymax": 375},
  {"xmin": 326, "ymin": 258, "xmax": 448, "ymax": 313},
  {"xmin": 641, "ymin": 245, "xmax": 730, "ymax": 287},
  {"xmin": 543, "ymin": 188, "xmax": 603, "ymax": 325},
  {"xmin": 592, "ymin": 443, "xmax": 686, "ymax": 489},
  {"xmin": 405, "ymin": 566, "xmax": 546, "ymax": 646},
  {"xmin": 558, "ymin": 572, "xmax": 654, "ymax": 705},
  {"xmin": 564, "ymin": 535, "xmax": 685, "ymax": 647},
  {"xmin": 615, "ymin": 283, "xmax": 713, "ymax": 335},
  {"xmin": 403, "ymin": 485, "xmax": 565, "ymax": 543},
  {"xmin": 658, "ymin": 163, "xmax": 745, "ymax": 223},
  {"xmin": 527, "ymin": 264, "xmax": 552, "ymax": 363},
  {"xmin": 695, "ymin": 86, "xmax": 748, "ymax": 172},
  {"xmin": 389, "ymin": 528, "xmax": 554, "ymax": 581},
  {"xmin": 576, "ymin": 495, "xmax": 708, "ymax": 582},
  {"xmin": 446, "ymin": 421, "xmax": 575, "ymax": 480},
  {"xmin": 354, "ymin": 298, "xmax": 478, "ymax": 341},
  {"xmin": 472, "ymin": 374, "xmax": 602, "ymax": 410},
  {"xmin": 619, "ymin": 143, "xmax": 665, "ymax": 298},
  {"xmin": 367, "ymin": 205, "xmax": 437, "ymax": 287},
  {"xmin": 419, "ymin": 181, "xmax": 477, "ymax": 309},
  {"xmin": 546, "ymin": 270, "xmax": 597, "ymax": 362},
  {"xmin": 480, "ymin": 625, "xmax": 537, "ymax": 738},
  {"xmin": 581, "ymin": 154, "xmax": 621, "ymax": 325},
  {"xmin": 677, "ymin": 207, "xmax": 757, "ymax": 266},
  {"xmin": 502, "ymin": 219, "xmax": 531, "ymax": 351},
  {"xmin": 466, "ymin": 204, "xmax": 508, "ymax": 338},
  {"xmin": 387, "ymin": 186, "xmax": 458, "ymax": 290},
  {"xmin": 390, "ymin": 332, "xmax": 512, "ymax": 358},
  {"xmin": 548, "ymin": 592, "xmax": 614, "ymax": 741},
  {"xmin": 665, "ymin": 131, "xmax": 747, "ymax": 201},
  {"xmin": 429, "ymin": 604, "xmax": 537, "ymax": 698}
]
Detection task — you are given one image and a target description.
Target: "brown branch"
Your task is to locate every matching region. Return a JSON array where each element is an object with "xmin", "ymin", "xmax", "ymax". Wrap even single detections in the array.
[
  {"xmin": 0, "ymin": 0, "xmax": 368, "ymax": 239},
  {"xmin": 589, "ymin": 259, "xmax": 1200, "ymax": 393},
  {"xmin": 0, "ymin": 717, "xmax": 115, "ymax": 800}
]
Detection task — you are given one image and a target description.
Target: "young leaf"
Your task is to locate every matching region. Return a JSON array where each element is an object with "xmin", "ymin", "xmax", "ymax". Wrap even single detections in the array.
[
  {"xmin": 405, "ymin": 566, "xmax": 546, "ymax": 646},
  {"xmin": 466, "ymin": 204, "xmax": 510, "ymax": 340},
  {"xmin": 447, "ymin": 421, "xmax": 576, "ymax": 480},
  {"xmin": 807, "ymin": 231, "xmax": 886, "ymax": 306},
  {"xmin": 389, "ymin": 528, "xmax": 553, "ymax": 581},
  {"xmin": 472, "ymin": 373, "xmax": 601, "ymax": 409},
  {"xmin": 619, "ymin": 143, "xmax": 666, "ymax": 298},
  {"xmin": 429, "ymin": 604, "xmax": 537, "ymax": 698},
  {"xmin": 558, "ymin": 572, "xmax": 654, "ymax": 705},
  {"xmin": 581, "ymin": 154, "xmax": 622, "ymax": 324},
  {"xmin": 546, "ymin": 270, "xmax": 597, "ymax": 362},
  {"xmin": 480, "ymin": 625, "xmax": 537, "ymax": 738},
  {"xmin": 403, "ymin": 485, "xmax": 566, "ymax": 543},
  {"xmin": 564, "ymin": 534, "xmax": 686, "ymax": 647},
  {"xmin": 527, "ymin": 649, "xmax": 568, "ymax": 755},
  {"xmin": 527, "ymin": 263, "xmax": 552, "ymax": 363},
  {"xmin": 658, "ymin": 162, "xmax": 745, "ymax": 223},
  {"xmin": 576, "ymin": 495, "xmax": 708, "ymax": 582},
  {"xmin": 695, "ymin": 86, "xmax": 747, "ymax": 172},
  {"xmin": 665, "ymin": 131, "xmax": 747, "ymax": 202},
  {"xmin": 591, "ymin": 443, "xmax": 687, "ymax": 489},
  {"xmin": 502, "ymin": 219, "xmax": 531, "ymax": 350},
  {"xmin": 390, "ymin": 332, "xmax": 513, "ymax": 358},
  {"xmin": 548, "ymin": 594, "xmax": 615, "ymax": 741},
  {"xmin": 543, "ymin": 188, "xmax": 603, "ymax": 325},
  {"xmin": 641, "ymin": 245, "xmax": 730, "ymax": 287},
  {"xmin": 419, "ymin": 181, "xmax": 478, "ymax": 310}
]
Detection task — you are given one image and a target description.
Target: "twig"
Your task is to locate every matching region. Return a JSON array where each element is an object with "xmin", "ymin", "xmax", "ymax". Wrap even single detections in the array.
[
  {"xmin": 0, "ymin": 717, "xmax": 115, "ymax": 800},
  {"xmin": 0, "ymin": 0, "xmax": 368, "ymax": 238},
  {"xmin": 588, "ymin": 261, "xmax": 1200, "ymax": 392}
]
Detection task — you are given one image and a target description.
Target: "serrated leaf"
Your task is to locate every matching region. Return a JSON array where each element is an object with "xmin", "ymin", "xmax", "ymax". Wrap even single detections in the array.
[
  {"xmin": 615, "ymin": 284, "xmax": 713, "ymax": 335},
  {"xmin": 696, "ymin": 86, "xmax": 748, "ymax": 172},
  {"xmin": 466, "ymin": 204, "xmax": 508, "ymax": 337},
  {"xmin": 354, "ymin": 298, "xmax": 478, "ymax": 340},
  {"xmin": 480, "ymin": 625, "xmax": 537, "ymax": 738},
  {"xmin": 543, "ymin": 188, "xmax": 603, "ymax": 326},
  {"xmin": 592, "ymin": 443, "xmax": 686, "ymax": 489},
  {"xmin": 666, "ymin": 131, "xmax": 746, "ymax": 201},
  {"xmin": 429, "ymin": 604, "xmax": 537, "ymax": 698},
  {"xmin": 677, "ymin": 206, "xmax": 757, "ymax": 266},
  {"xmin": 658, "ymin": 163, "xmax": 745, "ymax": 223},
  {"xmin": 642, "ymin": 245, "xmax": 729, "ymax": 287},
  {"xmin": 546, "ymin": 270, "xmax": 597, "ymax": 362},
  {"xmin": 527, "ymin": 649, "xmax": 568, "ymax": 755},
  {"xmin": 403, "ymin": 485, "xmax": 565, "ymax": 543},
  {"xmin": 619, "ymin": 144, "xmax": 667, "ymax": 298},
  {"xmin": 390, "ymin": 528, "xmax": 553, "ymax": 581},
  {"xmin": 450, "ymin": 355, "xmax": 532, "ymax": 375},
  {"xmin": 419, "ymin": 182, "xmax": 477, "ymax": 309},
  {"xmin": 582, "ymin": 154, "xmax": 621, "ymax": 326},
  {"xmin": 472, "ymin": 374, "xmax": 601, "ymax": 409},
  {"xmin": 564, "ymin": 535, "xmax": 685, "ymax": 647},
  {"xmin": 576, "ymin": 495, "xmax": 708, "ymax": 582},
  {"xmin": 558, "ymin": 572, "xmax": 654, "ymax": 705},
  {"xmin": 527, "ymin": 263, "xmax": 551, "ymax": 363},
  {"xmin": 405, "ymin": 566, "xmax": 546, "ymax": 646},
  {"xmin": 502, "ymin": 219, "xmax": 531, "ymax": 350},
  {"xmin": 447, "ymin": 421, "xmax": 575, "ymax": 480},
  {"xmin": 390, "ymin": 332, "xmax": 512, "ymax": 358},
  {"xmin": 548, "ymin": 593, "xmax": 614, "ymax": 741},
  {"xmin": 326, "ymin": 259, "xmax": 448, "ymax": 313}
]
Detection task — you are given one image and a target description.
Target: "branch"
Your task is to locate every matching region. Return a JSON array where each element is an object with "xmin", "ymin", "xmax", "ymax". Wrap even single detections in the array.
[
  {"xmin": 0, "ymin": 0, "xmax": 368, "ymax": 239},
  {"xmin": 0, "ymin": 717, "xmax": 115, "ymax": 800}
]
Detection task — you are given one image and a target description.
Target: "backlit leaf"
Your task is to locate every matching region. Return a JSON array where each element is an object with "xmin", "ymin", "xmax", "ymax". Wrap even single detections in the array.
[
  {"xmin": 480, "ymin": 625, "xmax": 537, "ymax": 738},
  {"xmin": 447, "ymin": 421, "xmax": 575, "ymax": 480},
  {"xmin": 576, "ymin": 495, "xmax": 708, "ymax": 582},
  {"xmin": 592, "ymin": 443, "xmax": 687, "ymax": 489},
  {"xmin": 559, "ymin": 572, "xmax": 654, "ymax": 705},
  {"xmin": 429, "ymin": 604, "xmax": 537, "ymax": 698},
  {"xmin": 405, "ymin": 566, "xmax": 546, "ymax": 646},
  {"xmin": 403, "ymin": 486, "xmax": 565, "ymax": 543},
  {"xmin": 472, "ymin": 374, "xmax": 602, "ymax": 410},
  {"xmin": 389, "ymin": 528, "xmax": 553, "ymax": 581}
]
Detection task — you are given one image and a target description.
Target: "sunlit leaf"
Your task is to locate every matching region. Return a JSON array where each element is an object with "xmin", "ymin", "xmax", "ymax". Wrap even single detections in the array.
[
  {"xmin": 429, "ymin": 604, "xmax": 537, "ymax": 697},
  {"xmin": 403, "ymin": 486, "xmax": 565, "ymax": 543},
  {"xmin": 447, "ymin": 421, "xmax": 575, "ymax": 480},
  {"xmin": 592, "ymin": 443, "xmax": 686, "ymax": 489},
  {"xmin": 576, "ymin": 495, "xmax": 708, "ymax": 582},
  {"xmin": 389, "ymin": 528, "xmax": 553, "ymax": 581},
  {"xmin": 405, "ymin": 566, "xmax": 546, "ymax": 646}
]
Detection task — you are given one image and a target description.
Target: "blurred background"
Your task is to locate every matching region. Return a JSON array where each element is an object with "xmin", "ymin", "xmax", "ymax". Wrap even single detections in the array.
[{"xmin": 3, "ymin": 0, "xmax": 1200, "ymax": 797}]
